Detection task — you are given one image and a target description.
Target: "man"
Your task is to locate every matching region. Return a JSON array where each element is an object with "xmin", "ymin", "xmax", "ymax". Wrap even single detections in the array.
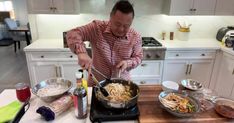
[{"xmin": 66, "ymin": 0, "xmax": 143, "ymax": 86}]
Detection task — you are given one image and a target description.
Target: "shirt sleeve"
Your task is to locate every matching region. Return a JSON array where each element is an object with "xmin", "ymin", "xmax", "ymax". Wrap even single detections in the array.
[
  {"xmin": 126, "ymin": 34, "xmax": 143, "ymax": 71},
  {"xmin": 66, "ymin": 21, "xmax": 97, "ymax": 54}
]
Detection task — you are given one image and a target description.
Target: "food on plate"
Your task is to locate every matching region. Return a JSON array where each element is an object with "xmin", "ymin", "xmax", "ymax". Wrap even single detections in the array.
[
  {"xmin": 37, "ymin": 84, "xmax": 68, "ymax": 97},
  {"xmin": 199, "ymin": 99, "xmax": 214, "ymax": 112},
  {"xmin": 97, "ymin": 83, "xmax": 132, "ymax": 102},
  {"xmin": 215, "ymin": 98, "xmax": 234, "ymax": 118},
  {"xmin": 159, "ymin": 93, "xmax": 196, "ymax": 113}
]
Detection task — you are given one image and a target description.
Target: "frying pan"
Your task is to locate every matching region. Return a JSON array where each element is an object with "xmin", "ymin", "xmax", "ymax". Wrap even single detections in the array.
[{"xmin": 93, "ymin": 78, "xmax": 140, "ymax": 109}]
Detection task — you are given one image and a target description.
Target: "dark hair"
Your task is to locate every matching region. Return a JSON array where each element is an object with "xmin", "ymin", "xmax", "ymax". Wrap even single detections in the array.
[{"xmin": 110, "ymin": 0, "xmax": 134, "ymax": 18}]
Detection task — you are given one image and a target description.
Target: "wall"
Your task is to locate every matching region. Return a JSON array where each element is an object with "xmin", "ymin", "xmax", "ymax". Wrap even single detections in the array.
[
  {"xmin": 12, "ymin": 0, "xmax": 28, "ymax": 25},
  {"xmin": 29, "ymin": 14, "xmax": 234, "ymax": 41}
]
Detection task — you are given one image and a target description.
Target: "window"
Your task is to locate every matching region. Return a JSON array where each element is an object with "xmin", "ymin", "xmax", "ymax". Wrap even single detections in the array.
[{"xmin": 0, "ymin": 1, "xmax": 15, "ymax": 19}]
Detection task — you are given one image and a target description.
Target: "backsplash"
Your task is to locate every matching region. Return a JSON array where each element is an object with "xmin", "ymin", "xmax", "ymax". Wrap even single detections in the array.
[{"xmin": 28, "ymin": 14, "xmax": 234, "ymax": 41}]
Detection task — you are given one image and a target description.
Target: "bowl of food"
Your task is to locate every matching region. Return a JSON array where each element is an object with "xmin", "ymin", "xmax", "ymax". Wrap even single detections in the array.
[
  {"xmin": 215, "ymin": 98, "xmax": 234, "ymax": 118},
  {"xmin": 32, "ymin": 78, "xmax": 73, "ymax": 102},
  {"xmin": 162, "ymin": 81, "xmax": 179, "ymax": 91},
  {"xmin": 158, "ymin": 91, "xmax": 200, "ymax": 117},
  {"xmin": 181, "ymin": 79, "xmax": 203, "ymax": 91}
]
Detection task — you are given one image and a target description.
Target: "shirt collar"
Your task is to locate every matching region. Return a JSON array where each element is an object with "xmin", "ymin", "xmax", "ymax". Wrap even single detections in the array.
[{"xmin": 104, "ymin": 21, "xmax": 130, "ymax": 40}]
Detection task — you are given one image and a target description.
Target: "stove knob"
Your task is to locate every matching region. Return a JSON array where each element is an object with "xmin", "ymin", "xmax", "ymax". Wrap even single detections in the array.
[
  {"xmin": 146, "ymin": 54, "xmax": 151, "ymax": 59},
  {"xmin": 155, "ymin": 54, "xmax": 160, "ymax": 58}
]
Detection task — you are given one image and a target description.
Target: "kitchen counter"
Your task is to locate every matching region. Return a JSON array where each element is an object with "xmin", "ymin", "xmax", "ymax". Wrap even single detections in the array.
[
  {"xmin": 2, "ymin": 86, "xmax": 233, "ymax": 123},
  {"xmin": 138, "ymin": 85, "xmax": 234, "ymax": 123},
  {"xmin": 0, "ymin": 88, "xmax": 136, "ymax": 123}
]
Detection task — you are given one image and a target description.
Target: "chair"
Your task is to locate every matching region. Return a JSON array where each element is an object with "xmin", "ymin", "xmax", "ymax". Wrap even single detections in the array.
[{"xmin": 4, "ymin": 18, "xmax": 26, "ymax": 52}]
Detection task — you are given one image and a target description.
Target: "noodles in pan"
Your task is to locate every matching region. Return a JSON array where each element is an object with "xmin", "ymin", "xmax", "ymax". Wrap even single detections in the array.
[{"xmin": 98, "ymin": 83, "xmax": 132, "ymax": 102}]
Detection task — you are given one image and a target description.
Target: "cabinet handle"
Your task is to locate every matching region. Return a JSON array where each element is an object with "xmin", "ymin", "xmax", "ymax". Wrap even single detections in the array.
[
  {"xmin": 185, "ymin": 64, "xmax": 189, "ymax": 75},
  {"xmin": 232, "ymin": 68, "xmax": 234, "ymax": 75},
  {"xmin": 40, "ymin": 55, "xmax": 44, "ymax": 58},
  {"xmin": 55, "ymin": 66, "xmax": 62, "ymax": 78},
  {"xmin": 190, "ymin": 8, "xmax": 193, "ymax": 11},
  {"xmin": 176, "ymin": 54, "xmax": 179, "ymax": 57},
  {"xmin": 141, "ymin": 64, "xmax": 147, "ymax": 67},
  {"xmin": 140, "ymin": 81, "xmax": 146, "ymax": 84},
  {"xmin": 201, "ymin": 54, "xmax": 205, "ymax": 56},
  {"xmin": 55, "ymin": 66, "xmax": 58, "ymax": 77},
  {"xmin": 70, "ymin": 55, "xmax": 73, "ymax": 58},
  {"xmin": 189, "ymin": 64, "xmax": 192, "ymax": 74},
  {"xmin": 193, "ymin": 9, "xmax": 197, "ymax": 11}
]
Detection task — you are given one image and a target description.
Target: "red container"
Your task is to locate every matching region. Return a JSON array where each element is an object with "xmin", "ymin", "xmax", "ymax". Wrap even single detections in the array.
[{"xmin": 15, "ymin": 83, "xmax": 31, "ymax": 102}]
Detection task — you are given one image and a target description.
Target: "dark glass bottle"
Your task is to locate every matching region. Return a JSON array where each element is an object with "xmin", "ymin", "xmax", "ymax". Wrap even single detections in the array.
[{"xmin": 73, "ymin": 70, "xmax": 87, "ymax": 119}]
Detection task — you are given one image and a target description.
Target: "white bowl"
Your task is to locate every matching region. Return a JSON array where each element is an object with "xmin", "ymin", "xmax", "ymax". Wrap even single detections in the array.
[{"xmin": 162, "ymin": 81, "xmax": 179, "ymax": 91}]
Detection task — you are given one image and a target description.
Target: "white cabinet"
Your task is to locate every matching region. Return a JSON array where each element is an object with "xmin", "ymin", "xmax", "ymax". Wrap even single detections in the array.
[
  {"xmin": 164, "ymin": 0, "xmax": 216, "ymax": 15},
  {"xmin": 163, "ymin": 50, "xmax": 216, "ymax": 88},
  {"xmin": 25, "ymin": 51, "xmax": 80, "ymax": 86},
  {"xmin": 130, "ymin": 60, "xmax": 164, "ymax": 85},
  {"xmin": 215, "ymin": 0, "xmax": 234, "ymax": 15},
  {"xmin": 27, "ymin": 0, "xmax": 79, "ymax": 14},
  {"xmin": 215, "ymin": 52, "xmax": 234, "ymax": 99}
]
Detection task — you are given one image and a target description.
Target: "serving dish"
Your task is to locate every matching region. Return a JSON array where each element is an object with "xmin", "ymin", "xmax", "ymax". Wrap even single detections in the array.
[
  {"xmin": 181, "ymin": 79, "xmax": 203, "ymax": 91},
  {"xmin": 215, "ymin": 98, "xmax": 234, "ymax": 118},
  {"xmin": 158, "ymin": 91, "xmax": 200, "ymax": 117},
  {"xmin": 162, "ymin": 81, "xmax": 179, "ymax": 91}
]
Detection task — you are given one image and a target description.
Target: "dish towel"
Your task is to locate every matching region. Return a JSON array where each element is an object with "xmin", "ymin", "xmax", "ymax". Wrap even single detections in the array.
[{"xmin": 0, "ymin": 101, "xmax": 21, "ymax": 123}]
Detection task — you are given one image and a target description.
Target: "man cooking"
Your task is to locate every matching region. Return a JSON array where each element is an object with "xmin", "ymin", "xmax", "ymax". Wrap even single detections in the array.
[{"xmin": 66, "ymin": 0, "xmax": 143, "ymax": 86}]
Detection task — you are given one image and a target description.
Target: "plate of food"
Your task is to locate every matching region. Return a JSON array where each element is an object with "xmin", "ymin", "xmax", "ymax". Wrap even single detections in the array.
[
  {"xmin": 158, "ymin": 91, "xmax": 200, "ymax": 117},
  {"xmin": 181, "ymin": 79, "xmax": 203, "ymax": 91}
]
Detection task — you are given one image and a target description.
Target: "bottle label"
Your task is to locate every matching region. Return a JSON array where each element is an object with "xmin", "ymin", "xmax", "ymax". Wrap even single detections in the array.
[{"xmin": 82, "ymin": 96, "xmax": 87, "ymax": 115}]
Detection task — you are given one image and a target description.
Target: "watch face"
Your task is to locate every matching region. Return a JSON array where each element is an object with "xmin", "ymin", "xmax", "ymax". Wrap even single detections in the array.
[{"xmin": 225, "ymin": 38, "xmax": 233, "ymax": 47}]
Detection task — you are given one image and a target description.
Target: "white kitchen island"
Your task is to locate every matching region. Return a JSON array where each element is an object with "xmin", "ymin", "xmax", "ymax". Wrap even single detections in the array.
[{"xmin": 0, "ymin": 88, "xmax": 137, "ymax": 123}]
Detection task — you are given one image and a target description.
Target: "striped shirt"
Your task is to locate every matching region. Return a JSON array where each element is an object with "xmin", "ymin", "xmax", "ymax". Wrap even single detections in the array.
[{"xmin": 66, "ymin": 20, "xmax": 143, "ymax": 86}]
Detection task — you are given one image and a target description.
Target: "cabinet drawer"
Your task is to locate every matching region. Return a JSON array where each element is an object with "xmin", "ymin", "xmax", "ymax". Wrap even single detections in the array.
[
  {"xmin": 30, "ymin": 52, "xmax": 77, "ymax": 61},
  {"xmin": 132, "ymin": 78, "xmax": 161, "ymax": 85},
  {"xmin": 165, "ymin": 51, "xmax": 216, "ymax": 59}
]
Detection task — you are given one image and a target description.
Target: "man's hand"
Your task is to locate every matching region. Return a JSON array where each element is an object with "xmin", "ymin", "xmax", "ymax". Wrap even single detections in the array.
[
  {"xmin": 116, "ymin": 60, "xmax": 128, "ymax": 72},
  {"xmin": 78, "ymin": 53, "xmax": 92, "ymax": 69}
]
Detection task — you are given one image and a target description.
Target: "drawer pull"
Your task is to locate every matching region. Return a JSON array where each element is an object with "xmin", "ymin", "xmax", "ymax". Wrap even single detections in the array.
[
  {"xmin": 70, "ymin": 55, "xmax": 73, "ymax": 58},
  {"xmin": 232, "ymin": 68, "xmax": 234, "ymax": 75},
  {"xmin": 140, "ymin": 81, "xmax": 146, "ymax": 84},
  {"xmin": 40, "ymin": 55, "xmax": 44, "ymax": 58},
  {"xmin": 201, "ymin": 54, "xmax": 205, "ymax": 56},
  {"xmin": 141, "ymin": 64, "xmax": 147, "ymax": 67},
  {"xmin": 176, "ymin": 54, "xmax": 179, "ymax": 56}
]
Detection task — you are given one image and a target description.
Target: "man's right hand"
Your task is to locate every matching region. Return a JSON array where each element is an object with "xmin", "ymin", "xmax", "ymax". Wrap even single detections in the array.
[{"xmin": 78, "ymin": 53, "xmax": 92, "ymax": 69}]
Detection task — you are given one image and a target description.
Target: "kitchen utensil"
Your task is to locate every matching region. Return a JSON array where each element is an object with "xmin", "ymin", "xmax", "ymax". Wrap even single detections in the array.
[
  {"xmin": 158, "ymin": 91, "xmax": 200, "ymax": 117},
  {"xmin": 91, "ymin": 66, "xmax": 111, "ymax": 82},
  {"xmin": 94, "ymin": 78, "xmax": 139, "ymax": 109},
  {"xmin": 32, "ymin": 78, "xmax": 72, "ymax": 102},
  {"xmin": 90, "ymin": 73, "xmax": 109, "ymax": 97},
  {"xmin": 181, "ymin": 79, "xmax": 203, "ymax": 91},
  {"xmin": 10, "ymin": 101, "xmax": 30, "ymax": 123}
]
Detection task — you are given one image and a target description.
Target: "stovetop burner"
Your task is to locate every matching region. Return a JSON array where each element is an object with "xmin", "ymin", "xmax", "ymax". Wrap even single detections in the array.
[
  {"xmin": 90, "ymin": 88, "xmax": 140, "ymax": 123},
  {"xmin": 142, "ymin": 37, "xmax": 162, "ymax": 47}
]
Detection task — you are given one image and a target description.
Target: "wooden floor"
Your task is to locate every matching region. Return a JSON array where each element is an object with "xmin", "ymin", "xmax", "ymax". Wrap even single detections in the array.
[{"xmin": 0, "ymin": 42, "xmax": 30, "ymax": 93}]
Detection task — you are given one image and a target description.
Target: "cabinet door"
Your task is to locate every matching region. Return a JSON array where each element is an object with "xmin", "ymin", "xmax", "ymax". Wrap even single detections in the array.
[
  {"xmin": 163, "ymin": 60, "xmax": 188, "ymax": 83},
  {"xmin": 169, "ymin": 0, "xmax": 193, "ymax": 15},
  {"xmin": 215, "ymin": 54, "xmax": 234, "ymax": 99},
  {"xmin": 215, "ymin": 0, "xmax": 234, "ymax": 15},
  {"xmin": 27, "ymin": 0, "xmax": 53, "ymax": 14},
  {"xmin": 60, "ymin": 62, "xmax": 81, "ymax": 86},
  {"xmin": 193, "ymin": 0, "xmax": 216, "ymax": 15},
  {"xmin": 188, "ymin": 60, "xmax": 214, "ymax": 88},
  {"xmin": 31, "ymin": 62, "xmax": 57, "ymax": 86},
  {"xmin": 53, "ymin": 0, "xmax": 79, "ymax": 14}
]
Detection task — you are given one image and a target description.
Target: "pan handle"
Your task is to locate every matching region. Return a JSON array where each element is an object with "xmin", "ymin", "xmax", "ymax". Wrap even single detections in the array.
[{"xmin": 10, "ymin": 101, "xmax": 30, "ymax": 123}]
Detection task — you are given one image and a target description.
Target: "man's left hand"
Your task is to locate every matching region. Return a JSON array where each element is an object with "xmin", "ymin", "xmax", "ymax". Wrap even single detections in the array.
[{"xmin": 116, "ymin": 60, "xmax": 128, "ymax": 72}]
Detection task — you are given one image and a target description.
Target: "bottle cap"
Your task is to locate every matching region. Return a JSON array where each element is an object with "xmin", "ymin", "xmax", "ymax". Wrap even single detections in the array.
[{"xmin": 75, "ymin": 69, "xmax": 83, "ymax": 79}]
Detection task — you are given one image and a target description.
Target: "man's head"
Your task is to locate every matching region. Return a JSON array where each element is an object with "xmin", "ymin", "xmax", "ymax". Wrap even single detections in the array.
[{"xmin": 110, "ymin": 0, "xmax": 134, "ymax": 37}]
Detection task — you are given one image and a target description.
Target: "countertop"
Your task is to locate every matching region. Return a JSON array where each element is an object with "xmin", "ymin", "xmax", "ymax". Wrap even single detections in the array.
[
  {"xmin": 24, "ymin": 38, "xmax": 234, "ymax": 56},
  {"xmin": 0, "ymin": 88, "xmax": 136, "ymax": 123}
]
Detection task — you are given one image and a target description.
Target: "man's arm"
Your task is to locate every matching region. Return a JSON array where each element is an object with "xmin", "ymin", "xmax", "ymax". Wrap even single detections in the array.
[{"xmin": 66, "ymin": 21, "xmax": 97, "ymax": 54}]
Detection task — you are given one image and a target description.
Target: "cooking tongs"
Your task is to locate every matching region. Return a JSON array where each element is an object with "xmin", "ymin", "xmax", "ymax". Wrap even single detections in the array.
[
  {"xmin": 90, "ymin": 67, "xmax": 109, "ymax": 97},
  {"xmin": 10, "ymin": 101, "xmax": 30, "ymax": 123}
]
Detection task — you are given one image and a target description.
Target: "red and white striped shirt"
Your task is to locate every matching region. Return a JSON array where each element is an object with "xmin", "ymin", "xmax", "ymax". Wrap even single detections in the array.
[{"xmin": 66, "ymin": 20, "xmax": 143, "ymax": 85}]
